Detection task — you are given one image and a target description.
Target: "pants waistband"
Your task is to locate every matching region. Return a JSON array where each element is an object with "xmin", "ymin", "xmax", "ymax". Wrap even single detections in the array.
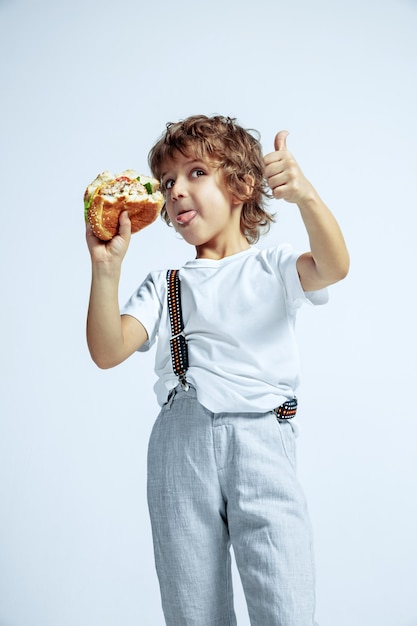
[{"xmin": 166, "ymin": 384, "xmax": 297, "ymax": 419}]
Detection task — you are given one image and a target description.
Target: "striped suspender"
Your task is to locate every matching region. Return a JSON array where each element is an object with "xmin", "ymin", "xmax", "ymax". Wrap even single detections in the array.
[{"xmin": 166, "ymin": 270, "xmax": 189, "ymax": 390}]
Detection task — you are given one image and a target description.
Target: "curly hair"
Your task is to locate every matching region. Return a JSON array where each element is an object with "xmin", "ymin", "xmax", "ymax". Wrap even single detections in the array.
[{"xmin": 148, "ymin": 115, "xmax": 274, "ymax": 244}]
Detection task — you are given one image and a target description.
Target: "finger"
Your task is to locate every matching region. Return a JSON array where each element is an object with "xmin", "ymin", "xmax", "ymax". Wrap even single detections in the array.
[
  {"xmin": 274, "ymin": 130, "xmax": 289, "ymax": 152},
  {"xmin": 85, "ymin": 220, "xmax": 97, "ymax": 242},
  {"xmin": 118, "ymin": 210, "xmax": 132, "ymax": 237},
  {"xmin": 267, "ymin": 171, "xmax": 288, "ymax": 197}
]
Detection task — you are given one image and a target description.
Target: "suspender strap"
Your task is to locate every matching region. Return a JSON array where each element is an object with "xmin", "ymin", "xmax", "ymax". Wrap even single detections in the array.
[{"xmin": 166, "ymin": 270, "xmax": 189, "ymax": 390}]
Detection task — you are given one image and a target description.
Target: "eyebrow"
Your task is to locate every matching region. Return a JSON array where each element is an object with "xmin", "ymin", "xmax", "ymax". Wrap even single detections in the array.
[{"xmin": 161, "ymin": 158, "xmax": 208, "ymax": 180}]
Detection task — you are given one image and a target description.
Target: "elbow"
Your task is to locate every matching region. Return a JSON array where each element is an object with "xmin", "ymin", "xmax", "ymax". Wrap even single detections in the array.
[
  {"xmin": 94, "ymin": 358, "xmax": 116, "ymax": 370},
  {"xmin": 91, "ymin": 356, "xmax": 113, "ymax": 370},
  {"xmin": 338, "ymin": 252, "xmax": 350, "ymax": 281},
  {"xmin": 317, "ymin": 255, "xmax": 350, "ymax": 288},
  {"xmin": 88, "ymin": 347, "xmax": 120, "ymax": 370},
  {"xmin": 330, "ymin": 254, "xmax": 350, "ymax": 285},
  {"xmin": 336, "ymin": 262, "xmax": 350, "ymax": 282}
]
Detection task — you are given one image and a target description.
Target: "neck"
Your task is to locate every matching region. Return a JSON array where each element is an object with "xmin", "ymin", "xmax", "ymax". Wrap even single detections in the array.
[{"xmin": 195, "ymin": 236, "xmax": 251, "ymax": 260}]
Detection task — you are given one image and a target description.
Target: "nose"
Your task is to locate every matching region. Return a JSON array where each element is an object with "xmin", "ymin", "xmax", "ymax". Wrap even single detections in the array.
[{"xmin": 170, "ymin": 175, "xmax": 187, "ymax": 201}]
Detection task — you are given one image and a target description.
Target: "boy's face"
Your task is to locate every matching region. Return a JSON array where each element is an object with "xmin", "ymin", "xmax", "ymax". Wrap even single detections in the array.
[{"xmin": 161, "ymin": 150, "xmax": 248, "ymax": 258}]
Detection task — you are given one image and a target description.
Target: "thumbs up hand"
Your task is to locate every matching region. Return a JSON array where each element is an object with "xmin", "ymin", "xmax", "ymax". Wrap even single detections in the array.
[{"xmin": 264, "ymin": 131, "xmax": 313, "ymax": 205}]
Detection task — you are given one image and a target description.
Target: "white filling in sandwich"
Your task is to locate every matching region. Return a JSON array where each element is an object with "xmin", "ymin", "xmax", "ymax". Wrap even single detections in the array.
[{"xmin": 84, "ymin": 170, "xmax": 161, "ymax": 218}]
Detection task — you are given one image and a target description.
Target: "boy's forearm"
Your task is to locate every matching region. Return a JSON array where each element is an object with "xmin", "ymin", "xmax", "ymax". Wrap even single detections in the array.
[
  {"xmin": 87, "ymin": 264, "xmax": 125, "ymax": 368},
  {"xmin": 298, "ymin": 186, "xmax": 350, "ymax": 285}
]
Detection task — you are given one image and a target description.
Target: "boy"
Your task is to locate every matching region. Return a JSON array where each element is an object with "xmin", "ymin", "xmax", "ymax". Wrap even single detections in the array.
[{"xmin": 86, "ymin": 115, "xmax": 349, "ymax": 626}]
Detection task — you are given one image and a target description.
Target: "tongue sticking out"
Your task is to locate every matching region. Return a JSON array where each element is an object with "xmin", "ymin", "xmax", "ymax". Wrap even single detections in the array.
[{"xmin": 176, "ymin": 210, "xmax": 197, "ymax": 225}]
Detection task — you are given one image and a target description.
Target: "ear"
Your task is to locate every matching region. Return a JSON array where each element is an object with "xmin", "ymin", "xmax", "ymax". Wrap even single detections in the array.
[
  {"xmin": 231, "ymin": 175, "xmax": 255, "ymax": 206},
  {"xmin": 243, "ymin": 174, "xmax": 255, "ymax": 192},
  {"xmin": 242, "ymin": 174, "xmax": 255, "ymax": 199}
]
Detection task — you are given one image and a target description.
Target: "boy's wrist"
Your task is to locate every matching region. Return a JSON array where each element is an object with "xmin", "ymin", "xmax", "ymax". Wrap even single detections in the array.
[
  {"xmin": 296, "ymin": 185, "xmax": 322, "ymax": 213},
  {"xmin": 91, "ymin": 259, "xmax": 122, "ymax": 281}
]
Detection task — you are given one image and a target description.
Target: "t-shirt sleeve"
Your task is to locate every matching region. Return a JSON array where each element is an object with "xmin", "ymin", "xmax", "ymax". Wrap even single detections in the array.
[
  {"xmin": 274, "ymin": 245, "xmax": 329, "ymax": 308},
  {"xmin": 120, "ymin": 272, "xmax": 164, "ymax": 352}
]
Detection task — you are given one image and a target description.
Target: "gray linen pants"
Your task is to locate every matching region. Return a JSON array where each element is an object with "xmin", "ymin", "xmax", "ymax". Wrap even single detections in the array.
[{"xmin": 147, "ymin": 385, "xmax": 317, "ymax": 626}]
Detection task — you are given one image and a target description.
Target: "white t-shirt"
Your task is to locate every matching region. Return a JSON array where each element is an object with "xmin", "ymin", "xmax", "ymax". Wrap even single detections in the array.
[{"xmin": 121, "ymin": 245, "xmax": 328, "ymax": 413}]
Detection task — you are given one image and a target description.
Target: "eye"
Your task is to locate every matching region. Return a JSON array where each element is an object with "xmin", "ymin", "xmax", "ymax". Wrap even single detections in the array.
[
  {"xmin": 191, "ymin": 168, "xmax": 205, "ymax": 178},
  {"xmin": 164, "ymin": 179, "xmax": 175, "ymax": 190}
]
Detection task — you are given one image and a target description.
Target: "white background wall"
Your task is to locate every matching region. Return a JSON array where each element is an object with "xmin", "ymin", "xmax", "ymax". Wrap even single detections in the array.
[{"xmin": 1, "ymin": 0, "xmax": 416, "ymax": 624}]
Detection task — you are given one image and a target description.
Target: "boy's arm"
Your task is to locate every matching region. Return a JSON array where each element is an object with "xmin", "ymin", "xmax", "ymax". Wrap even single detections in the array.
[
  {"xmin": 264, "ymin": 132, "xmax": 350, "ymax": 291},
  {"xmin": 86, "ymin": 211, "xmax": 148, "ymax": 369}
]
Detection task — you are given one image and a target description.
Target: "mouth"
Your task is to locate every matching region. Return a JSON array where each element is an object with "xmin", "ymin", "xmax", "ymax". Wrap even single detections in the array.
[{"xmin": 176, "ymin": 209, "xmax": 197, "ymax": 226}]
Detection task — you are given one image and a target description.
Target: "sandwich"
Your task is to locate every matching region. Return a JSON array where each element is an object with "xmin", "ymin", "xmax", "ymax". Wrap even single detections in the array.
[{"xmin": 84, "ymin": 169, "xmax": 164, "ymax": 240}]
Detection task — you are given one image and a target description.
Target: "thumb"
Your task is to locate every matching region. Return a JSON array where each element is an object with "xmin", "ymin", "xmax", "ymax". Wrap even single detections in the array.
[
  {"xmin": 274, "ymin": 130, "xmax": 289, "ymax": 152},
  {"xmin": 118, "ymin": 210, "xmax": 132, "ymax": 237}
]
